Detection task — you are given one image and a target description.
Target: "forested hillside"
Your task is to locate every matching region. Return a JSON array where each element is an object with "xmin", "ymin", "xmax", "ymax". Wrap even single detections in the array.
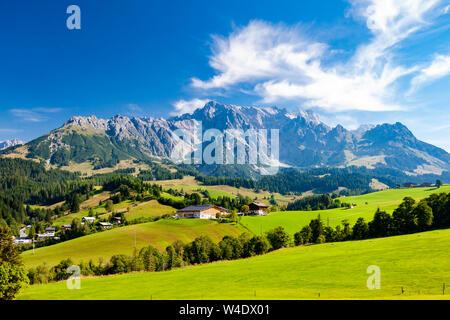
[{"xmin": 0, "ymin": 159, "xmax": 83, "ymax": 204}]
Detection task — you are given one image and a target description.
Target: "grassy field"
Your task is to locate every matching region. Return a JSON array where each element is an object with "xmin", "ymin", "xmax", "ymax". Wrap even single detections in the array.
[
  {"xmin": 154, "ymin": 176, "xmax": 301, "ymax": 205},
  {"xmin": 22, "ymin": 219, "xmax": 245, "ymax": 268},
  {"xmin": 18, "ymin": 228, "xmax": 450, "ymax": 300},
  {"xmin": 241, "ymin": 186, "xmax": 450, "ymax": 236},
  {"xmin": 53, "ymin": 197, "xmax": 176, "ymax": 226},
  {"xmin": 58, "ymin": 159, "xmax": 152, "ymax": 177},
  {"xmin": 117, "ymin": 200, "xmax": 176, "ymax": 221}
]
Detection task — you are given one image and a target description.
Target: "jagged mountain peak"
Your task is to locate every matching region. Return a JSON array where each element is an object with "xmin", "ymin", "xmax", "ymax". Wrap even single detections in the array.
[
  {"xmin": 352, "ymin": 124, "xmax": 376, "ymax": 137},
  {"xmin": 362, "ymin": 122, "xmax": 416, "ymax": 144},
  {"xmin": 0, "ymin": 139, "xmax": 24, "ymax": 150},
  {"xmin": 7, "ymin": 101, "xmax": 449, "ymax": 176}
]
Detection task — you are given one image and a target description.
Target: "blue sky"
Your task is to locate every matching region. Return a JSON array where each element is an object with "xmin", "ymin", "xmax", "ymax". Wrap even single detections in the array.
[{"xmin": 0, "ymin": 0, "xmax": 449, "ymax": 151}]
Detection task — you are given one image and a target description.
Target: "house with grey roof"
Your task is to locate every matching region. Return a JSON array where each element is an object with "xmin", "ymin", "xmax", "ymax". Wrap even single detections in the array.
[{"xmin": 177, "ymin": 205, "xmax": 228, "ymax": 219}]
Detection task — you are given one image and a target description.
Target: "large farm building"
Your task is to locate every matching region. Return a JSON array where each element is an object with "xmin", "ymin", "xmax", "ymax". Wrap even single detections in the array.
[{"xmin": 177, "ymin": 205, "xmax": 228, "ymax": 219}]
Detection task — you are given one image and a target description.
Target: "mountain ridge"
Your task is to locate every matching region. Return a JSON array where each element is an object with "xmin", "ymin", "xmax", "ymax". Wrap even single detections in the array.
[
  {"xmin": 0, "ymin": 139, "xmax": 24, "ymax": 151},
  {"xmin": 2, "ymin": 101, "xmax": 449, "ymax": 176}
]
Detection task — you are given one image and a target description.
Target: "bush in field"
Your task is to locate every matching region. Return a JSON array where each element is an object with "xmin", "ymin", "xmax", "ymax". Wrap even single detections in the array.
[
  {"xmin": 294, "ymin": 225, "xmax": 312, "ymax": 245},
  {"xmin": 166, "ymin": 240, "xmax": 185, "ymax": 269},
  {"xmin": 139, "ymin": 245, "xmax": 163, "ymax": 272},
  {"xmin": 219, "ymin": 236, "xmax": 243, "ymax": 260},
  {"xmin": 51, "ymin": 258, "xmax": 75, "ymax": 281},
  {"xmin": 352, "ymin": 218, "xmax": 369, "ymax": 240},
  {"xmin": 266, "ymin": 227, "xmax": 290, "ymax": 250},
  {"xmin": 309, "ymin": 215, "xmax": 325, "ymax": 244},
  {"xmin": 246, "ymin": 236, "xmax": 270, "ymax": 256},
  {"xmin": 27, "ymin": 264, "xmax": 51, "ymax": 285},
  {"xmin": 107, "ymin": 255, "xmax": 132, "ymax": 274},
  {"xmin": 369, "ymin": 209, "xmax": 393, "ymax": 237},
  {"xmin": 413, "ymin": 201, "xmax": 433, "ymax": 231}
]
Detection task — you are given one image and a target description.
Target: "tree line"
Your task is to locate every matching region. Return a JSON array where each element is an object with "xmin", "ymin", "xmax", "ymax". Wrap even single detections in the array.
[
  {"xmin": 286, "ymin": 193, "xmax": 350, "ymax": 211},
  {"xmin": 293, "ymin": 192, "xmax": 450, "ymax": 246},
  {"xmin": 196, "ymin": 167, "xmax": 388, "ymax": 195},
  {"xmin": 27, "ymin": 232, "xmax": 271, "ymax": 285}
]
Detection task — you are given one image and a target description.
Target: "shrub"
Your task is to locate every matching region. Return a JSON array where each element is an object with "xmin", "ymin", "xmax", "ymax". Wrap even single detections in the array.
[{"xmin": 266, "ymin": 227, "xmax": 291, "ymax": 250}]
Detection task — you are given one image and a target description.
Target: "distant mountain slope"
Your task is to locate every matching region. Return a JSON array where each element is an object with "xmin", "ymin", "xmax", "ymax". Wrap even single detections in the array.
[
  {"xmin": 2, "ymin": 101, "xmax": 449, "ymax": 176},
  {"xmin": 0, "ymin": 138, "xmax": 23, "ymax": 150}
]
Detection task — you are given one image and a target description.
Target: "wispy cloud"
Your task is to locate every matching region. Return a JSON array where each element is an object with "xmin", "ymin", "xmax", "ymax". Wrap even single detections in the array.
[
  {"xmin": 171, "ymin": 98, "xmax": 210, "ymax": 116},
  {"xmin": 10, "ymin": 107, "xmax": 63, "ymax": 122},
  {"xmin": 410, "ymin": 54, "xmax": 450, "ymax": 92},
  {"xmin": 124, "ymin": 103, "xmax": 145, "ymax": 117},
  {"xmin": 0, "ymin": 128, "xmax": 21, "ymax": 133},
  {"xmin": 319, "ymin": 113, "xmax": 361, "ymax": 130},
  {"xmin": 126, "ymin": 104, "xmax": 143, "ymax": 112},
  {"xmin": 190, "ymin": 0, "xmax": 447, "ymax": 113}
]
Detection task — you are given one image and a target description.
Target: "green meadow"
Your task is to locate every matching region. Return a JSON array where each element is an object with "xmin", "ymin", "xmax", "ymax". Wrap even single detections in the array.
[
  {"xmin": 122, "ymin": 200, "xmax": 176, "ymax": 220},
  {"xmin": 52, "ymin": 199, "xmax": 176, "ymax": 226},
  {"xmin": 22, "ymin": 219, "xmax": 245, "ymax": 268},
  {"xmin": 154, "ymin": 176, "xmax": 299, "ymax": 205},
  {"xmin": 241, "ymin": 186, "xmax": 450, "ymax": 236},
  {"xmin": 18, "ymin": 228, "xmax": 450, "ymax": 300}
]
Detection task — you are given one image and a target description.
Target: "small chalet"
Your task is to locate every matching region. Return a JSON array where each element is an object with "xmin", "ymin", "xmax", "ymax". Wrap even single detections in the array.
[
  {"xmin": 419, "ymin": 182, "xmax": 434, "ymax": 188},
  {"xmin": 37, "ymin": 233, "xmax": 54, "ymax": 240},
  {"xmin": 61, "ymin": 224, "xmax": 72, "ymax": 231},
  {"xmin": 177, "ymin": 205, "xmax": 228, "ymax": 219},
  {"xmin": 44, "ymin": 227, "xmax": 56, "ymax": 237},
  {"xmin": 99, "ymin": 222, "xmax": 112, "ymax": 230},
  {"xmin": 82, "ymin": 217, "xmax": 96, "ymax": 224},
  {"xmin": 112, "ymin": 217, "xmax": 122, "ymax": 224},
  {"xmin": 403, "ymin": 182, "xmax": 416, "ymax": 188},
  {"xmin": 14, "ymin": 237, "xmax": 32, "ymax": 245},
  {"xmin": 248, "ymin": 202, "xmax": 270, "ymax": 216}
]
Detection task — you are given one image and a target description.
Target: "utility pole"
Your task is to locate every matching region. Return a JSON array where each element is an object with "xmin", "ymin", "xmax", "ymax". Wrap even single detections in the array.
[{"xmin": 134, "ymin": 229, "xmax": 137, "ymax": 249}]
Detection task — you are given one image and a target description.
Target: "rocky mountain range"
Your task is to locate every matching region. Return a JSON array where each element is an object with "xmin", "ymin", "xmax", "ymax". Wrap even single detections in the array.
[
  {"xmin": 2, "ymin": 101, "xmax": 449, "ymax": 177},
  {"xmin": 0, "ymin": 139, "xmax": 24, "ymax": 151}
]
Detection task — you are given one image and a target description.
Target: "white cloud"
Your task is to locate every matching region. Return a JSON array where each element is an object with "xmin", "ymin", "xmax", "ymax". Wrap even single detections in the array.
[
  {"xmin": 191, "ymin": 21, "xmax": 327, "ymax": 90},
  {"xmin": 0, "ymin": 128, "xmax": 21, "ymax": 133},
  {"xmin": 319, "ymin": 113, "xmax": 361, "ymax": 130},
  {"xmin": 126, "ymin": 104, "xmax": 143, "ymax": 112},
  {"xmin": 171, "ymin": 98, "xmax": 210, "ymax": 116},
  {"xmin": 410, "ymin": 54, "xmax": 450, "ymax": 91},
  {"xmin": 33, "ymin": 107, "xmax": 63, "ymax": 113},
  {"xmin": 124, "ymin": 103, "xmax": 145, "ymax": 117},
  {"xmin": 348, "ymin": 0, "xmax": 441, "ymax": 70},
  {"xmin": 10, "ymin": 108, "xmax": 63, "ymax": 122},
  {"xmin": 190, "ymin": 0, "xmax": 447, "ymax": 113}
]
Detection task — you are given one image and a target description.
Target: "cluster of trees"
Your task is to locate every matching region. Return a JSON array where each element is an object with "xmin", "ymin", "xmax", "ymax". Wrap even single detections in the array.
[
  {"xmin": 196, "ymin": 165, "xmax": 449, "ymax": 194},
  {"xmin": 196, "ymin": 168, "xmax": 382, "ymax": 195},
  {"xmin": 286, "ymin": 194, "xmax": 348, "ymax": 211},
  {"xmin": 196, "ymin": 174, "xmax": 254, "ymax": 189},
  {"xmin": 0, "ymin": 195, "xmax": 62, "ymax": 235},
  {"xmin": 137, "ymin": 167, "xmax": 183, "ymax": 181},
  {"xmin": 28, "ymin": 232, "xmax": 273, "ymax": 284},
  {"xmin": 0, "ymin": 185, "xmax": 96, "ymax": 234},
  {"xmin": 0, "ymin": 158, "xmax": 84, "ymax": 205},
  {"xmin": 160, "ymin": 188, "xmax": 255, "ymax": 212},
  {"xmin": 293, "ymin": 193, "xmax": 450, "ymax": 246},
  {"xmin": 0, "ymin": 226, "xmax": 29, "ymax": 300}
]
